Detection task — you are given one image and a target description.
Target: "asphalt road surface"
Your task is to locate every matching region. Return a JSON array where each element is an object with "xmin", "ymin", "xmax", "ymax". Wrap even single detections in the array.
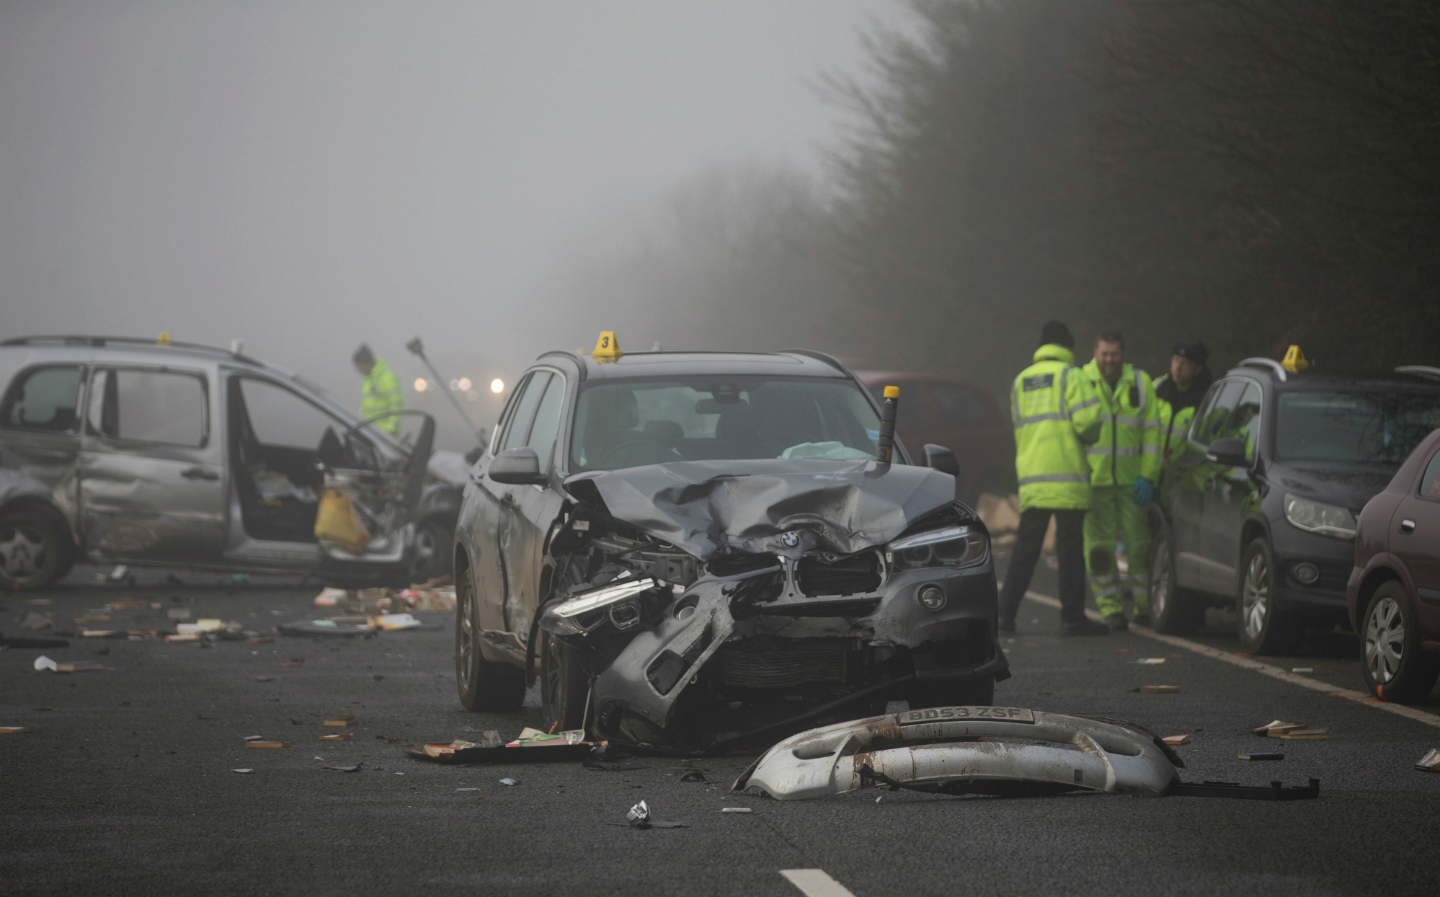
[{"xmin": 3, "ymin": 563, "xmax": 1438, "ymax": 897}]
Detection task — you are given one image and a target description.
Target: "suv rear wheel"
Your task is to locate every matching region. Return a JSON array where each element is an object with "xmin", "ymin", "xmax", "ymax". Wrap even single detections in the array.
[
  {"xmin": 455, "ymin": 566, "xmax": 526, "ymax": 711},
  {"xmin": 1236, "ymin": 537, "xmax": 1301, "ymax": 655},
  {"xmin": 1149, "ymin": 531, "xmax": 1206, "ymax": 635},
  {"xmin": 1361, "ymin": 581, "xmax": 1440, "ymax": 702}
]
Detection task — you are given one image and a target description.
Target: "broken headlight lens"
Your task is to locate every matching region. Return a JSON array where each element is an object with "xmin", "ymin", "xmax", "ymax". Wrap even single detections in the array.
[
  {"xmin": 541, "ymin": 576, "xmax": 669, "ymax": 637},
  {"xmin": 887, "ymin": 525, "xmax": 988, "ymax": 571}
]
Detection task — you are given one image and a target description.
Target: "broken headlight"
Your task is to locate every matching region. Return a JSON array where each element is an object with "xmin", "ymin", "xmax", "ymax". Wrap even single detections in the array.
[
  {"xmin": 887, "ymin": 525, "xmax": 988, "ymax": 571},
  {"xmin": 541, "ymin": 576, "xmax": 671, "ymax": 638}
]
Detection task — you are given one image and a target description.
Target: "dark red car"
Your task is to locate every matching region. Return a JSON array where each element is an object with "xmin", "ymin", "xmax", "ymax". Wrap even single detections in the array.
[
  {"xmin": 1348, "ymin": 426, "xmax": 1440, "ymax": 702},
  {"xmin": 855, "ymin": 371, "xmax": 1014, "ymax": 506}
]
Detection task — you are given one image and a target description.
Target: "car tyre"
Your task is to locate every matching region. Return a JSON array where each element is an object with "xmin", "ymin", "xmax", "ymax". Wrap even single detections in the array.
[
  {"xmin": 1361, "ymin": 580, "xmax": 1440, "ymax": 703},
  {"xmin": 541, "ymin": 630, "xmax": 590, "ymax": 732},
  {"xmin": 1148, "ymin": 531, "xmax": 1205, "ymax": 635},
  {"xmin": 0, "ymin": 505, "xmax": 74, "ymax": 591},
  {"xmin": 411, "ymin": 517, "xmax": 454, "ymax": 584},
  {"xmin": 455, "ymin": 566, "xmax": 526, "ymax": 712},
  {"xmin": 1236, "ymin": 537, "xmax": 1302, "ymax": 655}
]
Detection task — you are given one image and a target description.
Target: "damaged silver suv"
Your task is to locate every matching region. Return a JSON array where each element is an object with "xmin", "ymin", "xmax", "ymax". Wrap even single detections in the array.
[{"xmin": 454, "ymin": 340, "xmax": 1008, "ymax": 750}]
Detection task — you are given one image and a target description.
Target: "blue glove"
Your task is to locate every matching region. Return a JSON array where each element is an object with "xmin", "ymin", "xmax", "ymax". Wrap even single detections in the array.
[{"xmin": 1133, "ymin": 476, "xmax": 1154, "ymax": 507}]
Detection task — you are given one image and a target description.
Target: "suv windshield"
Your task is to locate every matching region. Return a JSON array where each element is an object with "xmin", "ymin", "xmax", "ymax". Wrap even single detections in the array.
[
  {"xmin": 1275, "ymin": 390, "xmax": 1440, "ymax": 464},
  {"xmin": 571, "ymin": 376, "xmax": 882, "ymax": 471}
]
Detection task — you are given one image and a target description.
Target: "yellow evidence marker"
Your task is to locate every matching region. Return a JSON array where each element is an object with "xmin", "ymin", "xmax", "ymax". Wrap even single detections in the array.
[
  {"xmin": 593, "ymin": 331, "xmax": 623, "ymax": 362},
  {"xmin": 1281, "ymin": 344, "xmax": 1309, "ymax": 374}
]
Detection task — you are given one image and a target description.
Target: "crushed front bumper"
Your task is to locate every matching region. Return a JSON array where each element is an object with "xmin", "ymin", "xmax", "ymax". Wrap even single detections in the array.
[{"xmin": 732, "ymin": 707, "xmax": 1183, "ymax": 799}]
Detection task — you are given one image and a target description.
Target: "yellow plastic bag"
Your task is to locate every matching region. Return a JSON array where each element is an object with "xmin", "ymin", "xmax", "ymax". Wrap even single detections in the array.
[{"xmin": 314, "ymin": 489, "xmax": 370, "ymax": 553}]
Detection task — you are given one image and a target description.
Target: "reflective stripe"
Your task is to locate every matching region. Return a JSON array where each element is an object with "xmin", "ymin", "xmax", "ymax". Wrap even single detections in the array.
[
  {"xmin": 1087, "ymin": 446, "xmax": 1142, "ymax": 457},
  {"xmin": 1142, "ymin": 445, "xmax": 1161, "ymax": 455},
  {"xmin": 1071, "ymin": 397, "xmax": 1099, "ymax": 411},
  {"xmin": 1089, "ymin": 583, "xmax": 1124, "ymax": 597},
  {"xmin": 1059, "ymin": 366, "xmax": 1070, "ymax": 418},
  {"xmin": 1115, "ymin": 415, "xmax": 1144, "ymax": 428},
  {"xmin": 1018, "ymin": 473, "xmax": 1087, "ymax": 485},
  {"xmin": 1143, "ymin": 420, "xmax": 1162, "ymax": 430},
  {"xmin": 1016, "ymin": 412, "xmax": 1069, "ymax": 425}
]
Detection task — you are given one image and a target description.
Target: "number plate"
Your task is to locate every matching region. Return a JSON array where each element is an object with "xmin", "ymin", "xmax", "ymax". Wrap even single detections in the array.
[{"xmin": 895, "ymin": 706, "xmax": 1035, "ymax": 725}]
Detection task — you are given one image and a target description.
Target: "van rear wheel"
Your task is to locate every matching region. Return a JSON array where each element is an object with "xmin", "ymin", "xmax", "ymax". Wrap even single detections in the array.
[{"xmin": 0, "ymin": 507, "xmax": 72, "ymax": 591}]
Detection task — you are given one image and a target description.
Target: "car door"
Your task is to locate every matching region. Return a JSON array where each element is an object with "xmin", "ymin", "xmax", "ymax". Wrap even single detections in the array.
[
  {"xmin": 79, "ymin": 366, "xmax": 225, "ymax": 562},
  {"xmin": 1200, "ymin": 381, "xmax": 1264, "ymax": 590},
  {"xmin": 1393, "ymin": 443, "xmax": 1440, "ymax": 634},
  {"xmin": 498, "ymin": 370, "xmax": 567, "ymax": 643},
  {"xmin": 472, "ymin": 371, "xmax": 546, "ymax": 643},
  {"xmin": 0, "ymin": 364, "xmax": 87, "ymax": 523},
  {"xmin": 1169, "ymin": 380, "xmax": 1242, "ymax": 592}
]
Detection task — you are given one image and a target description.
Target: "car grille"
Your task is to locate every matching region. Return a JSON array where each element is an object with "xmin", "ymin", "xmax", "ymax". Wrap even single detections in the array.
[
  {"xmin": 717, "ymin": 639, "xmax": 857, "ymax": 690},
  {"xmin": 796, "ymin": 551, "xmax": 882, "ymax": 597}
]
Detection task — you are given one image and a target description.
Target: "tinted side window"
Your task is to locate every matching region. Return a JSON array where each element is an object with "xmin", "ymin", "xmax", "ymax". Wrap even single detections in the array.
[
  {"xmin": 525, "ymin": 375, "xmax": 566, "ymax": 473},
  {"xmin": 1419, "ymin": 448, "xmax": 1440, "ymax": 501},
  {"xmin": 1, "ymin": 366, "xmax": 84, "ymax": 433},
  {"xmin": 1193, "ymin": 381, "xmax": 1244, "ymax": 446},
  {"xmin": 90, "ymin": 369, "xmax": 207, "ymax": 447},
  {"xmin": 1231, "ymin": 383, "xmax": 1263, "ymax": 461},
  {"xmin": 932, "ymin": 382, "xmax": 990, "ymax": 425},
  {"xmin": 500, "ymin": 372, "xmax": 551, "ymax": 453}
]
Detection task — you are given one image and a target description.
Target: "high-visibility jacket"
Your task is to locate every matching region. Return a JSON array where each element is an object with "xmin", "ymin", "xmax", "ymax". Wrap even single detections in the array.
[
  {"xmin": 1152, "ymin": 369, "xmax": 1213, "ymax": 467},
  {"xmin": 1010, "ymin": 344, "xmax": 1103, "ymax": 512},
  {"xmin": 361, "ymin": 358, "xmax": 403, "ymax": 434},
  {"xmin": 1080, "ymin": 360, "xmax": 1161, "ymax": 488}
]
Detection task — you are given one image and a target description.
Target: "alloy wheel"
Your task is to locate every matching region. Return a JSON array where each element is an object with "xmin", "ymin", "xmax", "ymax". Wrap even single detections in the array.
[
  {"xmin": 456, "ymin": 575, "xmax": 478, "ymax": 695},
  {"xmin": 0, "ymin": 525, "xmax": 47, "ymax": 583},
  {"xmin": 1364, "ymin": 596, "xmax": 1405, "ymax": 685},
  {"xmin": 1242, "ymin": 551, "xmax": 1270, "ymax": 640}
]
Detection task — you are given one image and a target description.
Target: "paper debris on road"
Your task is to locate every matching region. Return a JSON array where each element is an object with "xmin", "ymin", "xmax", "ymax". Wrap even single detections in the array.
[
  {"xmin": 499, "ymin": 778, "xmax": 520, "ymax": 786},
  {"xmin": 232, "ymin": 769, "xmax": 254, "ymax": 774},
  {"xmin": 21, "ymin": 612, "xmax": 54, "ymax": 631},
  {"xmin": 246, "ymin": 741, "xmax": 291, "ymax": 749},
  {"xmin": 1415, "ymin": 749, "xmax": 1440, "ymax": 772},
  {"xmin": 320, "ymin": 733, "xmax": 353, "ymax": 741},
  {"xmin": 323, "ymin": 762, "xmax": 362, "ymax": 772},
  {"xmin": 370, "ymin": 613, "xmax": 426, "ymax": 632},
  {"xmin": 721, "ymin": 807, "xmax": 752, "ymax": 814},
  {"xmin": 1274, "ymin": 728, "xmax": 1328, "ymax": 740},
  {"xmin": 1132, "ymin": 685, "xmax": 1181, "ymax": 693},
  {"xmin": 243, "ymin": 735, "xmax": 266, "ymax": 742},
  {"xmin": 313, "ymin": 587, "xmax": 349, "ymax": 608},
  {"xmin": 1291, "ymin": 667, "xmax": 1314, "ymax": 673},
  {"xmin": 1, "ymin": 726, "xmax": 33, "ymax": 734},
  {"xmin": 324, "ymin": 715, "xmax": 357, "ymax": 726},
  {"xmin": 1252, "ymin": 719, "xmax": 1300, "ymax": 735},
  {"xmin": 32, "ymin": 656, "xmax": 103, "ymax": 673},
  {"xmin": 1130, "ymin": 658, "xmax": 1166, "ymax": 665},
  {"xmin": 1163, "ymin": 735, "xmax": 1192, "ymax": 746},
  {"xmin": 166, "ymin": 634, "xmax": 201, "ymax": 643},
  {"xmin": 1238, "ymin": 752, "xmax": 1284, "ymax": 761}
]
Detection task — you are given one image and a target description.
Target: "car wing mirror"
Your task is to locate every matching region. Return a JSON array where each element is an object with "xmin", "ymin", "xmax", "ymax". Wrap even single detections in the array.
[
  {"xmin": 923, "ymin": 443, "xmax": 960, "ymax": 477},
  {"xmin": 1205, "ymin": 436, "xmax": 1248, "ymax": 467},
  {"xmin": 489, "ymin": 446, "xmax": 546, "ymax": 485}
]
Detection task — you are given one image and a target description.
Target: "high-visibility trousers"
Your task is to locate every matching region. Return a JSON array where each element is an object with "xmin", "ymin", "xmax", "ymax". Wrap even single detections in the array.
[{"xmin": 1084, "ymin": 486, "xmax": 1151, "ymax": 617}]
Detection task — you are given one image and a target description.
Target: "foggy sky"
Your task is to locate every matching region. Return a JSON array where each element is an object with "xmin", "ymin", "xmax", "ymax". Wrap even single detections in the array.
[{"xmin": 0, "ymin": 0, "xmax": 909, "ymax": 447}]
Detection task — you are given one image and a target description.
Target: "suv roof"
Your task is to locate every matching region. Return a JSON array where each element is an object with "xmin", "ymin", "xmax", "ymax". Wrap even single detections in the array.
[
  {"xmin": 535, "ymin": 348, "xmax": 854, "ymax": 382},
  {"xmin": 1229, "ymin": 358, "xmax": 1440, "ymax": 391}
]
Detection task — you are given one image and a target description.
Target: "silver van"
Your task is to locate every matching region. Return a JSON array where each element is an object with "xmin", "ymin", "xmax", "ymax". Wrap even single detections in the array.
[{"xmin": 0, "ymin": 336, "xmax": 465, "ymax": 590}]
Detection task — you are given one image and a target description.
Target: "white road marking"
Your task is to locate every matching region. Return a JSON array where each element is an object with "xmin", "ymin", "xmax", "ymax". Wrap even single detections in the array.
[
  {"xmin": 1018, "ymin": 590, "xmax": 1440, "ymax": 730},
  {"xmin": 781, "ymin": 869, "xmax": 858, "ymax": 897}
]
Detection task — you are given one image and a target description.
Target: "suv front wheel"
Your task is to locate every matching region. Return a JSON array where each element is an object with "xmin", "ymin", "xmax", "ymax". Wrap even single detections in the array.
[
  {"xmin": 1236, "ymin": 537, "xmax": 1301, "ymax": 655},
  {"xmin": 455, "ymin": 566, "xmax": 526, "ymax": 711},
  {"xmin": 1148, "ymin": 530, "xmax": 1206, "ymax": 635}
]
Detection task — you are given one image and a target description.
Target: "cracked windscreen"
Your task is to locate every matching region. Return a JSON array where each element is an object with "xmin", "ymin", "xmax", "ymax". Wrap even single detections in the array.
[{"xmin": 570, "ymin": 376, "xmax": 882, "ymax": 471}]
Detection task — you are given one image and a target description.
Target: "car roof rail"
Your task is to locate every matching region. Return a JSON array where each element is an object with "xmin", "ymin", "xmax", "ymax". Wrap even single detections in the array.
[
  {"xmin": 778, "ymin": 348, "xmax": 849, "ymax": 375},
  {"xmin": 1, "ymin": 334, "xmax": 261, "ymax": 364},
  {"xmin": 1237, "ymin": 357, "xmax": 1287, "ymax": 382},
  {"xmin": 536, "ymin": 350, "xmax": 588, "ymax": 381},
  {"xmin": 1395, "ymin": 365, "xmax": 1440, "ymax": 383}
]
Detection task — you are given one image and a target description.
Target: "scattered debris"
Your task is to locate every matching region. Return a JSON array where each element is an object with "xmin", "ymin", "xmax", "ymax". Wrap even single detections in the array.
[
  {"xmin": 1170, "ymin": 778, "xmax": 1319, "ymax": 800},
  {"xmin": 323, "ymin": 762, "xmax": 362, "ymax": 773},
  {"xmin": 246, "ymin": 741, "xmax": 291, "ymax": 749},
  {"xmin": 1291, "ymin": 667, "xmax": 1314, "ymax": 673},
  {"xmin": 255, "ymin": 676, "xmax": 276, "ymax": 683},
  {"xmin": 232, "ymin": 769, "xmax": 254, "ymax": 774},
  {"xmin": 243, "ymin": 735, "xmax": 266, "ymax": 742},
  {"xmin": 107, "ymin": 564, "xmax": 129, "ymax": 582},
  {"xmin": 456, "ymin": 787, "xmax": 481, "ymax": 792},
  {"xmin": 1274, "ymin": 728, "xmax": 1328, "ymax": 741},
  {"xmin": 313, "ymin": 587, "xmax": 349, "ymax": 608},
  {"xmin": 1415, "ymin": 749, "xmax": 1440, "ymax": 772},
  {"xmin": 1163, "ymin": 735, "xmax": 1192, "ymax": 746},
  {"xmin": 1238, "ymin": 752, "xmax": 1284, "ymax": 761},
  {"xmin": 165, "ymin": 634, "xmax": 201, "ymax": 643},
  {"xmin": 499, "ymin": 778, "xmax": 520, "ymax": 786},
  {"xmin": 1, "ymin": 726, "xmax": 33, "ymax": 734},
  {"xmin": 324, "ymin": 715, "xmax": 357, "ymax": 727},
  {"xmin": 618, "ymin": 800, "xmax": 685, "ymax": 829},
  {"xmin": 0, "ymin": 637, "xmax": 69, "ymax": 649},
  {"xmin": 721, "ymin": 807, "xmax": 752, "ymax": 814},
  {"xmin": 408, "ymin": 727, "xmax": 592, "ymax": 763},
  {"xmin": 33, "ymin": 656, "xmax": 102, "ymax": 673},
  {"xmin": 1252, "ymin": 719, "xmax": 1297, "ymax": 736},
  {"xmin": 1130, "ymin": 658, "xmax": 1166, "ymax": 665},
  {"xmin": 320, "ymin": 733, "xmax": 353, "ymax": 741},
  {"xmin": 244, "ymin": 637, "xmax": 274, "ymax": 645},
  {"xmin": 1132, "ymin": 685, "xmax": 1181, "ymax": 694},
  {"xmin": 377, "ymin": 735, "xmax": 400, "ymax": 744},
  {"xmin": 277, "ymin": 620, "xmax": 376, "ymax": 638},
  {"xmin": 21, "ymin": 612, "xmax": 54, "ymax": 631}
]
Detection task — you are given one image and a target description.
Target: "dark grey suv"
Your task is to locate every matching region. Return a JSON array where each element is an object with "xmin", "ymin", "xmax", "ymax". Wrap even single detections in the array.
[{"xmin": 452, "ymin": 343, "xmax": 1008, "ymax": 751}]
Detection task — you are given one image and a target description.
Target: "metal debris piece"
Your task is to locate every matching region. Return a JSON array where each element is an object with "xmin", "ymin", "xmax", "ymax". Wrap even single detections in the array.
[
  {"xmin": 499, "ymin": 778, "xmax": 520, "ymax": 786},
  {"xmin": 679, "ymin": 770, "xmax": 708, "ymax": 783},
  {"xmin": 1415, "ymin": 749, "xmax": 1440, "ymax": 772},
  {"xmin": 626, "ymin": 800, "xmax": 651, "ymax": 828},
  {"xmin": 232, "ymin": 769, "xmax": 254, "ymax": 774},
  {"xmin": 320, "ymin": 733, "xmax": 353, "ymax": 741},
  {"xmin": 1132, "ymin": 685, "xmax": 1180, "ymax": 693},
  {"xmin": 721, "ymin": 807, "xmax": 752, "ymax": 814},
  {"xmin": 1, "ymin": 726, "xmax": 33, "ymax": 734},
  {"xmin": 32, "ymin": 656, "xmax": 102, "ymax": 673},
  {"xmin": 1238, "ymin": 752, "xmax": 1284, "ymax": 761},
  {"xmin": 323, "ymin": 762, "xmax": 363, "ymax": 772},
  {"xmin": 243, "ymin": 735, "xmax": 266, "ymax": 742},
  {"xmin": 1130, "ymin": 658, "xmax": 1166, "ymax": 665}
]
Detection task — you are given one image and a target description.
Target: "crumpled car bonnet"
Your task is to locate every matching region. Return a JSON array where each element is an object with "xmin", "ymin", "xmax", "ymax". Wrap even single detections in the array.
[{"xmin": 565, "ymin": 459, "xmax": 962, "ymax": 561}]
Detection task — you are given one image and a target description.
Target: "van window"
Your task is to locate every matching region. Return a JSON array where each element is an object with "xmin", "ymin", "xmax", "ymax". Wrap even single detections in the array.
[
  {"xmin": 89, "ymin": 369, "xmax": 208, "ymax": 448},
  {"xmin": 1, "ymin": 366, "xmax": 84, "ymax": 433},
  {"xmin": 237, "ymin": 378, "xmax": 347, "ymax": 451}
]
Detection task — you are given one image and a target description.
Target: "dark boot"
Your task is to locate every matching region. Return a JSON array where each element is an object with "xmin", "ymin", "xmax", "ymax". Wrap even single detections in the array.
[{"xmin": 1062, "ymin": 617, "xmax": 1110, "ymax": 636}]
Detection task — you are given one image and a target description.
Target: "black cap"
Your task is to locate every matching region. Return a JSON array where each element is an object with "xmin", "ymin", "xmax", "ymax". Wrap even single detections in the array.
[
  {"xmin": 1039, "ymin": 320, "xmax": 1074, "ymax": 349},
  {"xmin": 1172, "ymin": 340, "xmax": 1208, "ymax": 365},
  {"xmin": 352, "ymin": 344, "xmax": 375, "ymax": 366}
]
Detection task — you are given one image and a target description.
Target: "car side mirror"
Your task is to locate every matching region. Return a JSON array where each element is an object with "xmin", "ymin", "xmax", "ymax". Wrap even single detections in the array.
[
  {"xmin": 1205, "ymin": 436, "xmax": 1248, "ymax": 467},
  {"xmin": 923, "ymin": 444, "xmax": 960, "ymax": 477},
  {"xmin": 489, "ymin": 447, "xmax": 547, "ymax": 485}
]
